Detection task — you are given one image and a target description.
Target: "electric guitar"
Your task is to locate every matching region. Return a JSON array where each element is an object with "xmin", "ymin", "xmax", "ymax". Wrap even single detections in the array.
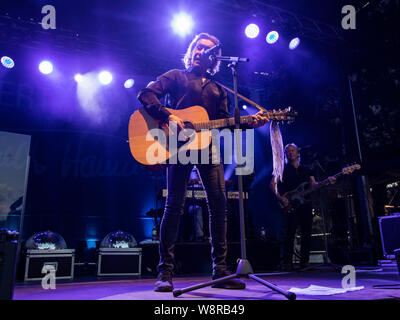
[
  {"xmin": 128, "ymin": 105, "xmax": 297, "ymax": 166},
  {"xmin": 279, "ymin": 164, "xmax": 361, "ymax": 214}
]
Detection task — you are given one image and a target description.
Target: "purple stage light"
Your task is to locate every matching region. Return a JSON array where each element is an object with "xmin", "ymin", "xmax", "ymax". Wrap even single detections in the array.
[
  {"xmin": 1, "ymin": 56, "xmax": 14, "ymax": 68},
  {"xmin": 245, "ymin": 24, "xmax": 259, "ymax": 38},
  {"xmin": 289, "ymin": 37, "xmax": 300, "ymax": 50},
  {"xmin": 171, "ymin": 12, "xmax": 194, "ymax": 37},
  {"xmin": 266, "ymin": 31, "xmax": 279, "ymax": 44},
  {"xmin": 39, "ymin": 60, "xmax": 53, "ymax": 74},
  {"xmin": 242, "ymin": 105, "xmax": 247, "ymax": 110},
  {"xmin": 124, "ymin": 79, "xmax": 134, "ymax": 88},
  {"xmin": 77, "ymin": 72, "xmax": 101, "ymax": 115},
  {"xmin": 74, "ymin": 73, "xmax": 83, "ymax": 82},
  {"xmin": 98, "ymin": 71, "xmax": 113, "ymax": 85}
]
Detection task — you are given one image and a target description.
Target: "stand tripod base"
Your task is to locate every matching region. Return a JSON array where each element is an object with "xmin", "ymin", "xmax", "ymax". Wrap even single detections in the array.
[
  {"xmin": 297, "ymin": 252, "xmax": 342, "ymax": 272},
  {"xmin": 299, "ymin": 261, "xmax": 342, "ymax": 272},
  {"xmin": 173, "ymin": 259, "xmax": 296, "ymax": 300}
]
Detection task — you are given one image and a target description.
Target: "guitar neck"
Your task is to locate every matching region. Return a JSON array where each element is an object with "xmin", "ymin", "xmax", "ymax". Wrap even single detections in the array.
[
  {"xmin": 301, "ymin": 171, "xmax": 344, "ymax": 197},
  {"xmin": 193, "ymin": 115, "xmax": 255, "ymax": 131},
  {"xmin": 318, "ymin": 171, "xmax": 344, "ymax": 188}
]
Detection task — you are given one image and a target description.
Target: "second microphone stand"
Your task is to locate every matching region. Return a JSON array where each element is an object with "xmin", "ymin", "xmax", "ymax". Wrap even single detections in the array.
[{"xmin": 173, "ymin": 55, "xmax": 296, "ymax": 300}]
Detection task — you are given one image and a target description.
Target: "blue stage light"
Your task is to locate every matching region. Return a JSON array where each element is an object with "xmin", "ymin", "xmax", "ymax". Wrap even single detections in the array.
[
  {"xmin": 1, "ymin": 56, "xmax": 15, "ymax": 68},
  {"xmin": 245, "ymin": 24, "xmax": 259, "ymax": 38},
  {"xmin": 171, "ymin": 12, "xmax": 194, "ymax": 37},
  {"xmin": 39, "ymin": 60, "xmax": 53, "ymax": 74},
  {"xmin": 289, "ymin": 37, "xmax": 300, "ymax": 50},
  {"xmin": 266, "ymin": 31, "xmax": 279, "ymax": 44},
  {"xmin": 124, "ymin": 78, "xmax": 134, "ymax": 88}
]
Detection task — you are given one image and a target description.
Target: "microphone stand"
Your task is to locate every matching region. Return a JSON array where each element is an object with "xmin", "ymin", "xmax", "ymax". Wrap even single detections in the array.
[{"xmin": 173, "ymin": 55, "xmax": 296, "ymax": 300}]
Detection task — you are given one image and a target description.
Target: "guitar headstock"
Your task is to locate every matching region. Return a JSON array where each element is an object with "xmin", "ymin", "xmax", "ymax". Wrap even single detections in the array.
[
  {"xmin": 267, "ymin": 107, "xmax": 298, "ymax": 123},
  {"xmin": 342, "ymin": 163, "xmax": 361, "ymax": 175}
]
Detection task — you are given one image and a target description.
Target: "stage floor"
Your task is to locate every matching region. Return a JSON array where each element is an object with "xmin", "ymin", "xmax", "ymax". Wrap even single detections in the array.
[{"xmin": 13, "ymin": 267, "xmax": 400, "ymax": 300}]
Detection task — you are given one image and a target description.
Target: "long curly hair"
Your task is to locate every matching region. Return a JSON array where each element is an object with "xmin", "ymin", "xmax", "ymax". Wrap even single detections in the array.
[{"xmin": 182, "ymin": 33, "xmax": 221, "ymax": 75}]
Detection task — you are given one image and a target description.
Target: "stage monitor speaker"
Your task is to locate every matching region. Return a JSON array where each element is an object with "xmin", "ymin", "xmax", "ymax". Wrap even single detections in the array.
[
  {"xmin": 0, "ymin": 131, "xmax": 31, "ymax": 299},
  {"xmin": 0, "ymin": 231, "xmax": 19, "ymax": 300},
  {"xmin": 378, "ymin": 215, "xmax": 400, "ymax": 259}
]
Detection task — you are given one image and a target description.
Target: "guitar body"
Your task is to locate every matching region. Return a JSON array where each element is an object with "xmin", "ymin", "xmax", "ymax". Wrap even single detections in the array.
[
  {"xmin": 128, "ymin": 106, "xmax": 212, "ymax": 165},
  {"xmin": 281, "ymin": 182, "xmax": 312, "ymax": 213}
]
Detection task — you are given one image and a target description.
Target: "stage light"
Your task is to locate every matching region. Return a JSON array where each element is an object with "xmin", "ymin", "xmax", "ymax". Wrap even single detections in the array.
[
  {"xmin": 245, "ymin": 24, "xmax": 259, "ymax": 38},
  {"xmin": 39, "ymin": 60, "xmax": 53, "ymax": 74},
  {"xmin": 98, "ymin": 71, "xmax": 113, "ymax": 85},
  {"xmin": 242, "ymin": 105, "xmax": 247, "ymax": 110},
  {"xmin": 100, "ymin": 231, "xmax": 137, "ymax": 249},
  {"xmin": 124, "ymin": 78, "xmax": 134, "ymax": 88},
  {"xmin": 74, "ymin": 73, "xmax": 83, "ymax": 82},
  {"xmin": 266, "ymin": 31, "xmax": 279, "ymax": 44},
  {"xmin": 171, "ymin": 12, "xmax": 194, "ymax": 37},
  {"xmin": 289, "ymin": 37, "xmax": 300, "ymax": 50},
  {"xmin": 1, "ymin": 56, "xmax": 15, "ymax": 68},
  {"xmin": 26, "ymin": 231, "xmax": 67, "ymax": 250}
]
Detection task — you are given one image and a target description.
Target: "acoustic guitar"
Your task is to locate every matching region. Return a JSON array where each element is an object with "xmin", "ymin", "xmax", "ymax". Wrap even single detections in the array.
[{"xmin": 128, "ymin": 105, "xmax": 296, "ymax": 166}]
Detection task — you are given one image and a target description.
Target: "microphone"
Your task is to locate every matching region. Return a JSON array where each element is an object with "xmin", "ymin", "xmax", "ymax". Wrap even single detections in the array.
[{"xmin": 200, "ymin": 43, "xmax": 221, "ymax": 60}]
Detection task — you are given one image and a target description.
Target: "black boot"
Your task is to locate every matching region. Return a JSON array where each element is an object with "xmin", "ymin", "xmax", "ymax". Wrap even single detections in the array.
[{"xmin": 154, "ymin": 271, "xmax": 173, "ymax": 292}]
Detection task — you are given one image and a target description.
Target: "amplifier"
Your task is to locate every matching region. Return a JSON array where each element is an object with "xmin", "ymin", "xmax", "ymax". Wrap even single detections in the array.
[
  {"xmin": 0, "ymin": 230, "xmax": 19, "ymax": 300},
  {"xmin": 378, "ymin": 215, "xmax": 400, "ymax": 259},
  {"xmin": 97, "ymin": 248, "xmax": 142, "ymax": 276},
  {"xmin": 24, "ymin": 249, "xmax": 75, "ymax": 281}
]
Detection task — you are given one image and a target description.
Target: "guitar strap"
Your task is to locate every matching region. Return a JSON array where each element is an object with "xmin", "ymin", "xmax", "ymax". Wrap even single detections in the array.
[
  {"xmin": 214, "ymin": 81, "xmax": 268, "ymax": 112},
  {"xmin": 214, "ymin": 81, "xmax": 285, "ymax": 191}
]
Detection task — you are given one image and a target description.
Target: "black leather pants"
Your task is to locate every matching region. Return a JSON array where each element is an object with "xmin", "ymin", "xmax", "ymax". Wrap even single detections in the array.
[
  {"xmin": 282, "ymin": 204, "xmax": 313, "ymax": 266},
  {"xmin": 158, "ymin": 163, "xmax": 228, "ymax": 275}
]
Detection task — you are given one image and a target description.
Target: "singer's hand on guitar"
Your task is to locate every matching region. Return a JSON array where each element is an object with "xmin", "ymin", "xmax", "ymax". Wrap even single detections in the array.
[
  {"xmin": 250, "ymin": 111, "xmax": 269, "ymax": 128},
  {"xmin": 166, "ymin": 114, "xmax": 185, "ymax": 131}
]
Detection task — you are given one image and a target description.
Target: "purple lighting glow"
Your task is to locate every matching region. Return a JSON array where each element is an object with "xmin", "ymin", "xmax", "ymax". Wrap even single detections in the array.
[
  {"xmin": 245, "ymin": 24, "xmax": 259, "ymax": 38},
  {"xmin": 289, "ymin": 37, "xmax": 300, "ymax": 50},
  {"xmin": 124, "ymin": 79, "xmax": 134, "ymax": 88},
  {"xmin": 98, "ymin": 71, "xmax": 113, "ymax": 85},
  {"xmin": 74, "ymin": 73, "xmax": 83, "ymax": 82},
  {"xmin": 171, "ymin": 12, "xmax": 194, "ymax": 37},
  {"xmin": 39, "ymin": 60, "xmax": 53, "ymax": 74}
]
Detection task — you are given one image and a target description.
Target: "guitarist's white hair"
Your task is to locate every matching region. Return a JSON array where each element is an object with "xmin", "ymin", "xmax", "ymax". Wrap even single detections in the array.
[
  {"xmin": 182, "ymin": 33, "xmax": 222, "ymax": 75},
  {"xmin": 284, "ymin": 143, "xmax": 301, "ymax": 164}
]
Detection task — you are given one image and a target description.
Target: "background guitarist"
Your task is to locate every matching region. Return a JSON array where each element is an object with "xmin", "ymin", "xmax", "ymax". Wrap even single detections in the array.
[
  {"xmin": 137, "ymin": 32, "xmax": 268, "ymax": 292},
  {"xmin": 270, "ymin": 143, "xmax": 336, "ymax": 271}
]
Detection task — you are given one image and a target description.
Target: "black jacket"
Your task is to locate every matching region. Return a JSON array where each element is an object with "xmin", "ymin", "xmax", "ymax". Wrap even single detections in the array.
[{"xmin": 137, "ymin": 69, "xmax": 229, "ymax": 122}]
